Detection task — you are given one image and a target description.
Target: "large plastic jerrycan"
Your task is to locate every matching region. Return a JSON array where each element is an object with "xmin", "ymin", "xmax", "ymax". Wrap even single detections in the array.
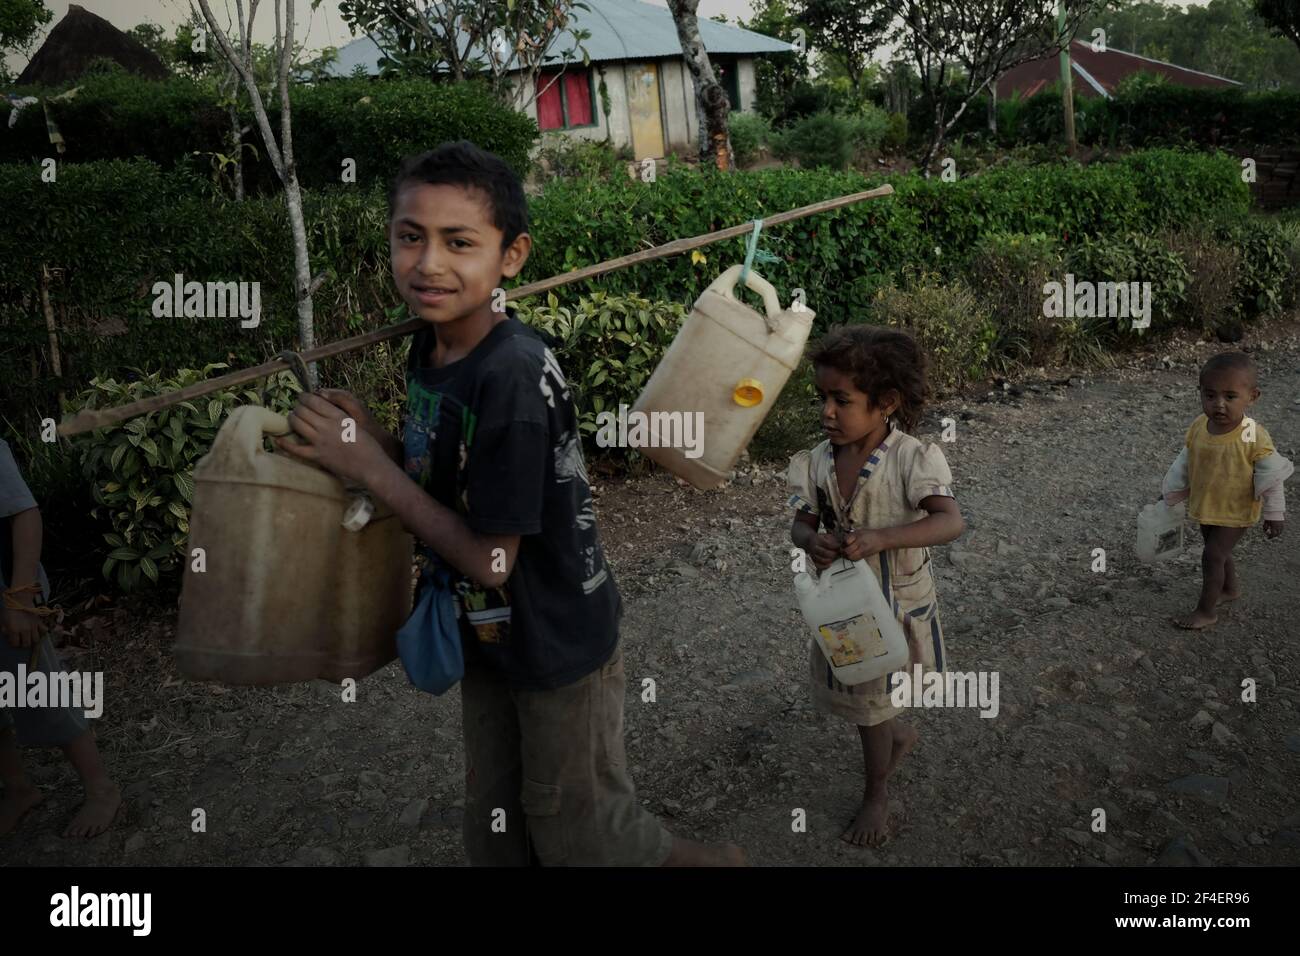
[
  {"xmin": 1136, "ymin": 499, "xmax": 1185, "ymax": 563},
  {"xmin": 174, "ymin": 405, "xmax": 413, "ymax": 685},
  {"xmin": 631, "ymin": 264, "xmax": 813, "ymax": 490},
  {"xmin": 794, "ymin": 557, "xmax": 909, "ymax": 686}
]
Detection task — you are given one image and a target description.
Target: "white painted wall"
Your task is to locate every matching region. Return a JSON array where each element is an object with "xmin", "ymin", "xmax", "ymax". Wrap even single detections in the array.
[{"xmin": 508, "ymin": 55, "xmax": 764, "ymax": 161}]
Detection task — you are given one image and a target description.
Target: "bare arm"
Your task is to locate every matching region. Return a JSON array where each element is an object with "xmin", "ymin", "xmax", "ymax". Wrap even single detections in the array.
[
  {"xmin": 3, "ymin": 506, "xmax": 45, "ymax": 646},
  {"xmin": 8, "ymin": 506, "xmax": 43, "ymax": 593},
  {"xmin": 364, "ymin": 455, "xmax": 520, "ymax": 589}
]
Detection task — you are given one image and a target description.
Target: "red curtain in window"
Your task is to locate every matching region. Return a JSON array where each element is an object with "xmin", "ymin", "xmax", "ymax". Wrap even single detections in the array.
[
  {"xmin": 536, "ymin": 73, "xmax": 564, "ymax": 130},
  {"xmin": 563, "ymin": 70, "xmax": 592, "ymax": 126}
]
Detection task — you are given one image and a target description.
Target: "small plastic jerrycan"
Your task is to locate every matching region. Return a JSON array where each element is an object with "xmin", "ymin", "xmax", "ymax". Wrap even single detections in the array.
[
  {"xmin": 1136, "ymin": 499, "xmax": 1185, "ymax": 562},
  {"xmin": 175, "ymin": 405, "xmax": 413, "ymax": 685},
  {"xmin": 794, "ymin": 557, "xmax": 908, "ymax": 686},
  {"xmin": 631, "ymin": 264, "xmax": 813, "ymax": 490}
]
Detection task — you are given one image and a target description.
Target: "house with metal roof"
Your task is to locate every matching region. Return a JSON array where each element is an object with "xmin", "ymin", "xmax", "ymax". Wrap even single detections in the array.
[
  {"xmin": 997, "ymin": 38, "xmax": 1240, "ymax": 101},
  {"xmin": 328, "ymin": 0, "xmax": 794, "ymax": 160}
]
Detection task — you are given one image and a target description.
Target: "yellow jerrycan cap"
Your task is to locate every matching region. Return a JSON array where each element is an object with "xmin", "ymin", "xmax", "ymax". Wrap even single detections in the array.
[{"xmin": 733, "ymin": 378, "xmax": 764, "ymax": 407}]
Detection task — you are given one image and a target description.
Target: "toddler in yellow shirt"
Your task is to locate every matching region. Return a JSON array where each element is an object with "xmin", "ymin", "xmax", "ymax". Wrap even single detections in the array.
[{"xmin": 1162, "ymin": 351, "xmax": 1293, "ymax": 629}]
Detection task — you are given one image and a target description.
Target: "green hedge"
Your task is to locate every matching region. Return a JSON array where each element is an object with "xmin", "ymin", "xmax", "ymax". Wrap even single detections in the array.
[
  {"xmin": 0, "ymin": 148, "xmax": 1252, "ymax": 431},
  {"xmin": 0, "ymin": 159, "xmax": 393, "ymax": 426},
  {"xmin": 1, "ymin": 72, "xmax": 538, "ymax": 190},
  {"xmin": 526, "ymin": 149, "xmax": 1250, "ymax": 326},
  {"xmin": 928, "ymin": 84, "xmax": 1300, "ymax": 150}
]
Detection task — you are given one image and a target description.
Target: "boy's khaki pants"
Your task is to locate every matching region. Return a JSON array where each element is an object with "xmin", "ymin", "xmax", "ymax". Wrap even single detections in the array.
[{"xmin": 460, "ymin": 643, "xmax": 672, "ymax": 866}]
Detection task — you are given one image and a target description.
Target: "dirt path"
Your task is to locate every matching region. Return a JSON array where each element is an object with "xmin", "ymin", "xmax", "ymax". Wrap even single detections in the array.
[{"xmin": 6, "ymin": 325, "xmax": 1300, "ymax": 867}]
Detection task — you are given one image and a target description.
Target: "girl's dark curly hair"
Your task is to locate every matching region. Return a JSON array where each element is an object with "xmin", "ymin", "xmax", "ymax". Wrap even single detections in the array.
[{"xmin": 808, "ymin": 324, "xmax": 930, "ymax": 432}]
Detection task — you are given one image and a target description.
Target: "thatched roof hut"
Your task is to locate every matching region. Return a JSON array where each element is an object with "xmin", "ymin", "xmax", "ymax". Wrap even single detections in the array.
[{"xmin": 16, "ymin": 4, "xmax": 169, "ymax": 86}]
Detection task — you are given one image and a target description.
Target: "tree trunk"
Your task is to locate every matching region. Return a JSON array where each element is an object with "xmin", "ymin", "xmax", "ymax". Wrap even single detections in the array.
[
  {"xmin": 227, "ymin": 102, "xmax": 245, "ymax": 201},
  {"xmin": 198, "ymin": 0, "xmax": 317, "ymax": 386},
  {"xmin": 668, "ymin": 0, "xmax": 733, "ymax": 171},
  {"xmin": 987, "ymin": 76, "xmax": 997, "ymax": 137}
]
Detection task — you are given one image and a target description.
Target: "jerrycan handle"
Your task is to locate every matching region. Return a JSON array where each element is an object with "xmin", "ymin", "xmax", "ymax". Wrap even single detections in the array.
[
  {"xmin": 210, "ymin": 405, "xmax": 296, "ymax": 470},
  {"xmin": 709, "ymin": 264, "xmax": 783, "ymax": 333},
  {"xmin": 815, "ymin": 556, "xmax": 872, "ymax": 593}
]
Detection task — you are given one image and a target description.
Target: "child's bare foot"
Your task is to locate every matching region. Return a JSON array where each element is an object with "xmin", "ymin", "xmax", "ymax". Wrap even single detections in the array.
[
  {"xmin": 63, "ymin": 781, "xmax": 121, "ymax": 838},
  {"xmin": 1173, "ymin": 609, "xmax": 1217, "ymax": 630},
  {"xmin": 842, "ymin": 782, "xmax": 890, "ymax": 848},
  {"xmin": 886, "ymin": 723, "xmax": 919, "ymax": 778},
  {"xmin": 0, "ymin": 783, "xmax": 44, "ymax": 837},
  {"xmin": 662, "ymin": 835, "xmax": 748, "ymax": 866}
]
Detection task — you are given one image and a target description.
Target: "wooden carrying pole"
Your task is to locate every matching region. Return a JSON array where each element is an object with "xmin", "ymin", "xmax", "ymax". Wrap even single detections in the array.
[{"xmin": 58, "ymin": 184, "xmax": 894, "ymax": 437}]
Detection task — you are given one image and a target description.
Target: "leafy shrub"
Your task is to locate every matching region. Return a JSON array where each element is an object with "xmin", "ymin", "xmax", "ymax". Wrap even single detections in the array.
[
  {"xmin": 0, "ymin": 149, "xmax": 1252, "ymax": 437},
  {"xmin": 73, "ymin": 366, "xmax": 302, "ymax": 591},
  {"xmin": 1162, "ymin": 225, "xmax": 1242, "ymax": 333},
  {"xmin": 524, "ymin": 149, "xmax": 1247, "ymax": 344},
  {"xmin": 772, "ymin": 112, "xmax": 856, "ymax": 169},
  {"xmin": 535, "ymin": 134, "xmax": 627, "ymax": 180},
  {"xmin": 1210, "ymin": 215, "xmax": 1295, "ymax": 319},
  {"xmin": 881, "ymin": 112, "xmax": 908, "ymax": 153},
  {"xmin": 868, "ymin": 273, "xmax": 997, "ymax": 391},
  {"xmin": 847, "ymin": 105, "xmax": 891, "ymax": 156},
  {"xmin": 1064, "ymin": 233, "xmax": 1190, "ymax": 339},
  {"xmin": 729, "ymin": 111, "xmax": 772, "ymax": 167},
  {"xmin": 780, "ymin": 78, "xmax": 857, "ymax": 123},
  {"xmin": 966, "ymin": 232, "xmax": 1064, "ymax": 368},
  {"xmin": 0, "ymin": 159, "xmax": 394, "ymax": 430},
  {"xmin": 2, "ymin": 74, "xmax": 538, "ymax": 190},
  {"xmin": 511, "ymin": 291, "xmax": 687, "ymax": 446},
  {"xmin": 1273, "ymin": 214, "xmax": 1300, "ymax": 310}
]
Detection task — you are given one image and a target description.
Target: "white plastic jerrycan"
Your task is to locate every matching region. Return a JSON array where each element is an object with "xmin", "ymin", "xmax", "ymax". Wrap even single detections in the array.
[
  {"xmin": 794, "ymin": 557, "xmax": 908, "ymax": 686},
  {"xmin": 631, "ymin": 264, "xmax": 813, "ymax": 490},
  {"xmin": 1136, "ymin": 499, "xmax": 1185, "ymax": 562}
]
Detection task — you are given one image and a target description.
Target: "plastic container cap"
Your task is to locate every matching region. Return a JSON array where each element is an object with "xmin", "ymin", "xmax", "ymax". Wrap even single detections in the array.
[
  {"xmin": 342, "ymin": 495, "xmax": 374, "ymax": 532},
  {"xmin": 733, "ymin": 378, "xmax": 764, "ymax": 407},
  {"xmin": 793, "ymin": 572, "xmax": 815, "ymax": 593}
]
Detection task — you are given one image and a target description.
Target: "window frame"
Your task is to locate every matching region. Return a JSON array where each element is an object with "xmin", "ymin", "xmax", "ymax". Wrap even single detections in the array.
[{"xmin": 536, "ymin": 66, "xmax": 599, "ymax": 131}]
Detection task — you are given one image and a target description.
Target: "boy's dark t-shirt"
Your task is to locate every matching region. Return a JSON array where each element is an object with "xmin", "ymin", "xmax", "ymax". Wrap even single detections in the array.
[{"xmin": 403, "ymin": 310, "xmax": 621, "ymax": 690}]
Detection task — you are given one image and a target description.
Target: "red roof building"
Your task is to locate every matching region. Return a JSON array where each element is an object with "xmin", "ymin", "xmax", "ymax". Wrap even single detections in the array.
[{"xmin": 996, "ymin": 38, "xmax": 1240, "ymax": 100}]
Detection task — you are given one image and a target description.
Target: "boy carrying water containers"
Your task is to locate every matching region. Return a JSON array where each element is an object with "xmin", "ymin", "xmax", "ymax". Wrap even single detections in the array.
[
  {"xmin": 277, "ymin": 141, "xmax": 744, "ymax": 866},
  {"xmin": 1163, "ymin": 351, "xmax": 1293, "ymax": 630}
]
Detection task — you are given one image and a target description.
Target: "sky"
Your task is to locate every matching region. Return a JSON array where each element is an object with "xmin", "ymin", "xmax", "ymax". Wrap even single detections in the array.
[{"xmin": 4, "ymin": 0, "xmax": 1215, "ymax": 78}]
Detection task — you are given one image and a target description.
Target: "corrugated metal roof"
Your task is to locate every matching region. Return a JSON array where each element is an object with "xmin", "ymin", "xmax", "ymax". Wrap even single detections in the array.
[
  {"xmin": 329, "ymin": 0, "xmax": 793, "ymax": 77},
  {"xmin": 997, "ymin": 39, "xmax": 1240, "ymax": 101}
]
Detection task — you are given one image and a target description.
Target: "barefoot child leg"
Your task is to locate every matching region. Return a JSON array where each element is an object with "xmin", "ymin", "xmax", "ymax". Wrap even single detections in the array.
[
  {"xmin": 847, "ymin": 721, "xmax": 894, "ymax": 847},
  {"xmin": 1166, "ymin": 352, "xmax": 1292, "ymax": 630},
  {"xmin": 1178, "ymin": 525, "xmax": 1246, "ymax": 629},
  {"xmin": 788, "ymin": 326, "xmax": 964, "ymax": 849}
]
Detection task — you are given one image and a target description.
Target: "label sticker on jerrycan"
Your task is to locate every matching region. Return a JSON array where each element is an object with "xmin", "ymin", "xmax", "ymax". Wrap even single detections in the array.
[{"xmin": 818, "ymin": 614, "xmax": 888, "ymax": 668}]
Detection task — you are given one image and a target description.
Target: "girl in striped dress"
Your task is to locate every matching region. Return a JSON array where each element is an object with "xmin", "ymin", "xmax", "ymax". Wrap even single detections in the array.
[{"xmin": 788, "ymin": 325, "xmax": 964, "ymax": 848}]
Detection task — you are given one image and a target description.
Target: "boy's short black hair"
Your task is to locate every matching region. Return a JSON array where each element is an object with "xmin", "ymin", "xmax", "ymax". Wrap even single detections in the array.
[
  {"xmin": 387, "ymin": 140, "xmax": 529, "ymax": 251},
  {"xmin": 1200, "ymin": 350, "xmax": 1257, "ymax": 386}
]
